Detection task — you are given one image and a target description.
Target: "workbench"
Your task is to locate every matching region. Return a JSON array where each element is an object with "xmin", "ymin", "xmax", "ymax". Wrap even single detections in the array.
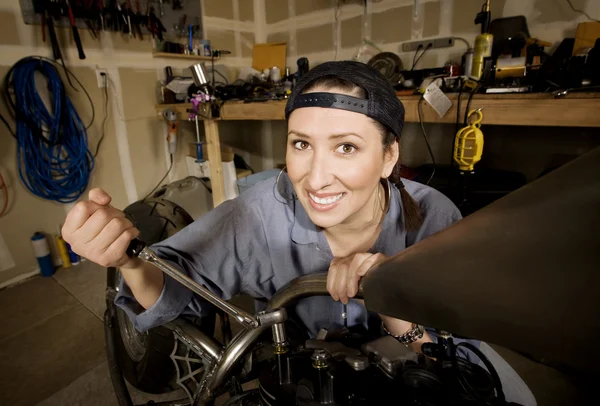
[{"xmin": 157, "ymin": 92, "xmax": 600, "ymax": 207}]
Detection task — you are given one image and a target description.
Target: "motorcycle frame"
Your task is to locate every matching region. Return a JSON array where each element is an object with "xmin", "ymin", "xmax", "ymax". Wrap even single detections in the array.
[{"xmin": 106, "ymin": 273, "xmax": 340, "ymax": 406}]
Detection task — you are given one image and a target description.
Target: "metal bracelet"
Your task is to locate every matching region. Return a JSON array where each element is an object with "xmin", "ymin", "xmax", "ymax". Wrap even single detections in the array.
[{"xmin": 383, "ymin": 322, "xmax": 425, "ymax": 345}]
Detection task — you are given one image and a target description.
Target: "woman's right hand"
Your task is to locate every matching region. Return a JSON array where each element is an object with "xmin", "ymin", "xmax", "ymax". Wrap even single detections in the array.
[{"xmin": 62, "ymin": 188, "xmax": 141, "ymax": 269}]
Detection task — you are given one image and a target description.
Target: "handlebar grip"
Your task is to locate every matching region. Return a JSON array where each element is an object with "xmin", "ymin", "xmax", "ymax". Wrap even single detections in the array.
[{"xmin": 127, "ymin": 238, "xmax": 146, "ymax": 257}]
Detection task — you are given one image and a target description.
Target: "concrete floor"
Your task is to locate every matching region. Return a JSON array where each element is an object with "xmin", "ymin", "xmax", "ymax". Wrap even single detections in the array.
[
  {"xmin": 0, "ymin": 261, "xmax": 188, "ymax": 406},
  {"xmin": 0, "ymin": 261, "xmax": 587, "ymax": 405}
]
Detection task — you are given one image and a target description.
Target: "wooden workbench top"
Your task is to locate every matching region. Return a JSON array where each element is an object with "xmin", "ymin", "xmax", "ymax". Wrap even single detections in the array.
[{"xmin": 157, "ymin": 92, "xmax": 600, "ymax": 128}]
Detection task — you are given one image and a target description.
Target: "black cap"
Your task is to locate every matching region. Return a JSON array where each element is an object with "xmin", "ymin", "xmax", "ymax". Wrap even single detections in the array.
[{"xmin": 285, "ymin": 60, "xmax": 405, "ymax": 138}]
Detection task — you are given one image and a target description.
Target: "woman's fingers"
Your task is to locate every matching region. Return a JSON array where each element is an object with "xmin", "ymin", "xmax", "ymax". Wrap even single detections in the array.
[
  {"xmin": 75, "ymin": 206, "xmax": 126, "ymax": 244},
  {"xmin": 62, "ymin": 189, "xmax": 138, "ymax": 269},
  {"xmin": 104, "ymin": 227, "xmax": 141, "ymax": 268},
  {"xmin": 88, "ymin": 188, "xmax": 112, "ymax": 206},
  {"xmin": 347, "ymin": 254, "xmax": 371, "ymax": 298},
  {"xmin": 327, "ymin": 258, "xmax": 339, "ymax": 301},
  {"xmin": 328, "ymin": 257, "xmax": 351, "ymax": 303},
  {"xmin": 327, "ymin": 253, "xmax": 389, "ymax": 303},
  {"xmin": 357, "ymin": 253, "xmax": 386, "ymax": 276},
  {"xmin": 92, "ymin": 216, "xmax": 136, "ymax": 253},
  {"xmin": 336, "ymin": 260, "xmax": 350, "ymax": 304}
]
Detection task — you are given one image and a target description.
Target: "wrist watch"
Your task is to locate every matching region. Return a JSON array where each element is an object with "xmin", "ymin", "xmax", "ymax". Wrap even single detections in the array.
[{"xmin": 382, "ymin": 322, "xmax": 425, "ymax": 345}]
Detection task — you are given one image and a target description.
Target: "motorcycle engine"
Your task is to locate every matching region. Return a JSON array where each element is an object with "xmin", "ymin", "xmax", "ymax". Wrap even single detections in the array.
[{"xmin": 245, "ymin": 328, "xmax": 504, "ymax": 406}]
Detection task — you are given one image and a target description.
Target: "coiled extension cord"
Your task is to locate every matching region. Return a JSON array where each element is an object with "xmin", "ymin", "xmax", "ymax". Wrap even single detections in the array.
[{"xmin": 4, "ymin": 57, "xmax": 94, "ymax": 203}]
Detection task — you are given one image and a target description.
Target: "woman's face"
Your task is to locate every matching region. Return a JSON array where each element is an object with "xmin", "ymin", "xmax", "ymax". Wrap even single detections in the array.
[{"xmin": 286, "ymin": 92, "xmax": 398, "ymax": 230}]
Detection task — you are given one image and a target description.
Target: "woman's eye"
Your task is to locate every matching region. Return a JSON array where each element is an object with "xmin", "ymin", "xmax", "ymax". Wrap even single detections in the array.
[
  {"xmin": 336, "ymin": 144, "xmax": 357, "ymax": 154},
  {"xmin": 293, "ymin": 141, "xmax": 310, "ymax": 150}
]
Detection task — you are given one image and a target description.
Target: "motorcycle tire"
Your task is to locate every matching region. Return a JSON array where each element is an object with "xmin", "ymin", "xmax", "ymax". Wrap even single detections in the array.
[{"xmin": 106, "ymin": 198, "xmax": 194, "ymax": 394}]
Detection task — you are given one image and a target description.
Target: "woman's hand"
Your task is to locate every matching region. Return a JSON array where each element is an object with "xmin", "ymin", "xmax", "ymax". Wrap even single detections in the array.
[
  {"xmin": 327, "ymin": 253, "xmax": 433, "ymax": 353},
  {"xmin": 327, "ymin": 253, "xmax": 387, "ymax": 304},
  {"xmin": 62, "ymin": 188, "xmax": 140, "ymax": 269}
]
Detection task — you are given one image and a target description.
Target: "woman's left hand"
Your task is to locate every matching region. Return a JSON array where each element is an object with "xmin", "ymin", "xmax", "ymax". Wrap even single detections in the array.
[{"xmin": 327, "ymin": 253, "xmax": 387, "ymax": 304}]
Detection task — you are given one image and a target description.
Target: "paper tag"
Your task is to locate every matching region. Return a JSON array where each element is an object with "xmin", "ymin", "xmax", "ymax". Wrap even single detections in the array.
[{"xmin": 423, "ymin": 82, "xmax": 452, "ymax": 118}]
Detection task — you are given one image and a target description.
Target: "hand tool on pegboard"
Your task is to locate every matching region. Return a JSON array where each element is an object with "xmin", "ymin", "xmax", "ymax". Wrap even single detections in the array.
[
  {"xmin": 126, "ymin": 0, "xmax": 142, "ymax": 39},
  {"xmin": 43, "ymin": 0, "xmax": 63, "ymax": 61},
  {"xmin": 132, "ymin": 0, "xmax": 144, "ymax": 38},
  {"xmin": 95, "ymin": 0, "xmax": 104, "ymax": 32},
  {"xmin": 81, "ymin": 0, "xmax": 98, "ymax": 39},
  {"xmin": 65, "ymin": 0, "xmax": 86, "ymax": 59},
  {"xmin": 116, "ymin": 2, "xmax": 130, "ymax": 36},
  {"xmin": 135, "ymin": 0, "xmax": 147, "ymax": 27},
  {"xmin": 148, "ymin": 6, "xmax": 166, "ymax": 41}
]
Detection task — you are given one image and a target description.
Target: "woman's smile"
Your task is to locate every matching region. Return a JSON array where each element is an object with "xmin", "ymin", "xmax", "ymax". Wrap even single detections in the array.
[{"xmin": 307, "ymin": 191, "xmax": 346, "ymax": 211}]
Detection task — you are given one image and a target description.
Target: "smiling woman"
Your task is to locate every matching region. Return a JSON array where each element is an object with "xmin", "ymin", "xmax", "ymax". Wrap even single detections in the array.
[{"xmin": 63, "ymin": 61, "xmax": 535, "ymax": 405}]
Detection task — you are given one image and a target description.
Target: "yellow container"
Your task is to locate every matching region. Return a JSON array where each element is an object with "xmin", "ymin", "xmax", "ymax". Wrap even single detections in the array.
[
  {"xmin": 55, "ymin": 235, "xmax": 71, "ymax": 268},
  {"xmin": 471, "ymin": 33, "xmax": 493, "ymax": 80}
]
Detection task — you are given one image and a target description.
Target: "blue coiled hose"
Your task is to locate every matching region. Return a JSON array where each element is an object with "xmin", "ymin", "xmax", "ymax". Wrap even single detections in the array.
[{"xmin": 6, "ymin": 57, "xmax": 94, "ymax": 203}]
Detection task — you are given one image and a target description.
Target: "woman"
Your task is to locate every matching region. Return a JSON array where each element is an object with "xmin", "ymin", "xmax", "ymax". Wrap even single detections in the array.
[{"xmin": 63, "ymin": 61, "xmax": 534, "ymax": 404}]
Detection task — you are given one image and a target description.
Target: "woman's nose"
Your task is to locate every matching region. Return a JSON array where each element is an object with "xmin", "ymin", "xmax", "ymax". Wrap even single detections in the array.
[{"xmin": 307, "ymin": 151, "xmax": 335, "ymax": 190}]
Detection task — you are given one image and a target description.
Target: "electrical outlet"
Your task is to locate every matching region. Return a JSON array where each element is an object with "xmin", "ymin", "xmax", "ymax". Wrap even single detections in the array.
[
  {"xmin": 95, "ymin": 68, "xmax": 108, "ymax": 88},
  {"xmin": 401, "ymin": 37, "xmax": 455, "ymax": 53}
]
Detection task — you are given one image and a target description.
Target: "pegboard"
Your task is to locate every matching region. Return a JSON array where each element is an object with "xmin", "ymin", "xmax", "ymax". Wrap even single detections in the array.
[{"xmin": 19, "ymin": 0, "xmax": 203, "ymax": 40}]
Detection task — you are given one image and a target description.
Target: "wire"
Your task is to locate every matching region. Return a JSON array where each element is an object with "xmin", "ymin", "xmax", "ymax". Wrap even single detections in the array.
[
  {"xmin": 3, "ymin": 57, "xmax": 93, "ymax": 203},
  {"xmin": 209, "ymin": 69, "xmax": 229, "ymax": 85},
  {"xmin": 565, "ymin": 0, "xmax": 599, "ymax": 22},
  {"xmin": 143, "ymin": 154, "xmax": 173, "ymax": 201},
  {"xmin": 463, "ymin": 84, "xmax": 481, "ymax": 126},
  {"xmin": 411, "ymin": 45, "xmax": 424, "ymax": 70},
  {"xmin": 418, "ymin": 95, "xmax": 436, "ymax": 185},
  {"xmin": 412, "ymin": 44, "xmax": 432, "ymax": 70},
  {"xmin": 0, "ymin": 113, "xmax": 16, "ymax": 138},
  {"xmin": 453, "ymin": 37, "xmax": 471, "ymax": 48},
  {"xmin": 2, "ymin": 56, "xmax": 95, "ymax": 134},
  {"xmin": 451, "ymin": 78, "xmax": 464, "ymax": 166},
  {"xmin": 452, "ymin": 342, "xmax": 506, "ymax": 403},
  {"xmin": 0, "ymin": 171, "xmax": 8, "ymax": 217},
  {"xmin": 94, "ymin": 75, "xmax": 109, "ymax": 158}
]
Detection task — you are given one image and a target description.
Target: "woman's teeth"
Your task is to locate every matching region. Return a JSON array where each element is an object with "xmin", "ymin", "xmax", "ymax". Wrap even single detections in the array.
[{"xmin": 309, "ymin": 193, "xmax": 344, "ymax": 205}]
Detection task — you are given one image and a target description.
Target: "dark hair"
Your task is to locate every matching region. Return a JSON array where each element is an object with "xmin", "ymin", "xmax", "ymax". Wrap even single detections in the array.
[{"xmin": 299, "ymin": 75, "xmax": 423, "ymax": 232}]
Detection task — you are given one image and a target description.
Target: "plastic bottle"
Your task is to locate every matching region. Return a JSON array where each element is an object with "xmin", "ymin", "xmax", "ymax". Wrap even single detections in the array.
[{"xmin": 31, "ymin": 232, "xmax": 55, "ymax": 277}]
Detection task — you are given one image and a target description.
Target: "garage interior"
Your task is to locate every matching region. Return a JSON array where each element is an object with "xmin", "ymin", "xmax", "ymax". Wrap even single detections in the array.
[{"xmin": 0, "ymin": 0, "xmax": 599, "ymax": 405}]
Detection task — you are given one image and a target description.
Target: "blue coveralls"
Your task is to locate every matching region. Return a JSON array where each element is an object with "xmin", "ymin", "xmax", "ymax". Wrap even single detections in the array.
[{"xmin": 116, "ymin": 174, "xmax": 535, "ymax": 405}]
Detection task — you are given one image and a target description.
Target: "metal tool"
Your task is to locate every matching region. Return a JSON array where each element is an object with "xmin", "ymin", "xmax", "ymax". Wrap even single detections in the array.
[
  {"xmin": 97, "ymin": 0, "xmax": 105, "ymax": 32},
  {"xmin": 125, "ymin": 1, "xmax": 133, "ymax": 38},
  {"xmin": 127, "ymin": 239, "xmax": 259, "ymax": 329},
  {"xmin": 163, "ymin": 109, "xmax": 179, "ymax": 154},
  {"xmin": 65, "ymin": 0, "xmax": 86, "ymax": 60},
  {"xmin": 45, "ymin": 2, "xmax": 62, "ymax": 61},
  {"xmin": 133, "ymin": 0, "xmax": 144, "ymax": 38}
]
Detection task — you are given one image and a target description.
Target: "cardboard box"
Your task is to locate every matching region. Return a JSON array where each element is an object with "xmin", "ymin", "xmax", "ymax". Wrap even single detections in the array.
[
  {"xmin": 573, "ymin": 22, "xmax": 600, "ymax": 55},
  {"xmin": 252, "ymin": 43, "xmax": 287, "ymax": 72}
]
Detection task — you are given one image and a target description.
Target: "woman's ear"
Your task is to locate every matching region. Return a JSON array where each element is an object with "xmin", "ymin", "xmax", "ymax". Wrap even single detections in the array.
[{"xmin": 382, "ymin": 140, "xmax": 400, "ymax": 178}]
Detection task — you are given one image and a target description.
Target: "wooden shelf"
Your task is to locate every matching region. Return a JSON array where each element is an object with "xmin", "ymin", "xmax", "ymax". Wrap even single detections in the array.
[
  {"xmin": 152, "ymin": 52, "xmax": 218, "ymax": 61},
  {"xmin": 156, "ymin": 92, "xmax": 600, "ymax": 127}
]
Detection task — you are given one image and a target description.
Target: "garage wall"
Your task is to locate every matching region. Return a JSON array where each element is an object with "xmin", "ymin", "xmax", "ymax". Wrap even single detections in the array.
[
  {"xmin": 1, "ymin": 0, "xmax": 599, "ymax": 286},
  {"xmin": 260, "ymin": 0, "xmax": 600, "ymax": 179},
  {"xmin": 0, "ymin": 0, "xmax": 259, "ymax": 286}
]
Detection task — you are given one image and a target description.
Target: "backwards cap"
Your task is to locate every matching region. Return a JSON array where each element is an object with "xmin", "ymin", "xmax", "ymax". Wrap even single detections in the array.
[{"xmin": 284, "ymin": 60, "xmax": 406, "ymax": 138}]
